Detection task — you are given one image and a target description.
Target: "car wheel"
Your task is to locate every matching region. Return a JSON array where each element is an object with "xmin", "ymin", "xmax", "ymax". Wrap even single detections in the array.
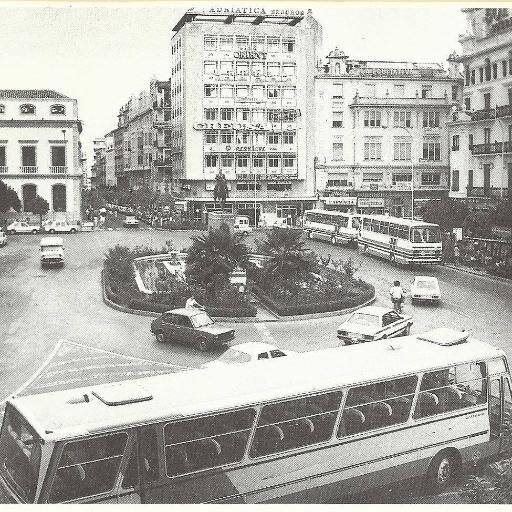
[
  {"xmin": 389, "ymin": 253, "xmax": 396, "ymax": 265},
  {"xmin": 9, "ymin": 230, "xmax": 15, "ymax": 235},
  {"xmin": 70, "ymin": 228, "xmax": 77, "ymax": 234},
  {"xmin": 197, "ymin": 337, "xmax": 208, "ymax": 352},
  {"xmin": 155, "ymin": 332, "xmax": 165, "ymax": 343},
  {"xmin": 425, "ymin": 451, "xmax": 460, "ymax": 495},
  {"xmin": 49, "ymin": 229, "xmax": 55, "ymax": 234},
  {"xmin": 32, "ymin": 229, "xmax": 38, "ymax": 234}
]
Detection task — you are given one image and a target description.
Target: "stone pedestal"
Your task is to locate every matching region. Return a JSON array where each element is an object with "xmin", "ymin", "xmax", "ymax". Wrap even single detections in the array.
[{"xmin": 208, "ymin": 211, "xmax": 235, "ymax": 234}]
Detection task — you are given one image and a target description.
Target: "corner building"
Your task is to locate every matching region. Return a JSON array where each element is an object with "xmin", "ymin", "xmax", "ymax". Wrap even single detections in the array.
[{"xmin": 170, "ymin": 8, "xmax": 321, "ymax": 224}]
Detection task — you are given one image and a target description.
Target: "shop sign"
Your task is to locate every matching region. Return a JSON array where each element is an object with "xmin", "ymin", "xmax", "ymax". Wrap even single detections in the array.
[
  {"xmin": 236, "ymin": 173, "xmax": 296, "ymax": 181},
  {"xmin": 207, "ymin": 7, "xmax": 305, "ymax": 16},
  {"xmin": 194, "ymin": 122, "xmax": 295, "ymax": 132},
  {"xmin": 358, "ymin": 198, "xmax": 384, "ymax": 208},
  {"xmin": 322, "ymin": 196, "xmax": 357, "ymax": 206},
  {"xmin": 234, "ymin": 50, "xmax": 266, "ymax": 60}
]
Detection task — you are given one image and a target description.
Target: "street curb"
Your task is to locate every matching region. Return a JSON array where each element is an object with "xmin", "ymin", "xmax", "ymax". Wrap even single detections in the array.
[
  {"xmin": 443, "ymin": 263, "xmax": 512, "ymax": 284},
  {"xmin": 101, "ymin": 271, "xmax": 376, "ymax": 323}
]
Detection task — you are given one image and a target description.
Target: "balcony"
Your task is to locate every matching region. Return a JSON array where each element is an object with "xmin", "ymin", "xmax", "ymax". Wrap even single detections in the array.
[
  {"xmin": 496, "ymin": 104, "xmax": 512, "ymax": 119},
  {"xmin": 155, "ymin": 159, "xmax": 172, "ymax": 168},
  {"xmin": 350, "ymin": 96, "xmax": 453, "ymax": 108},
  {"xmin": 467, "ymin": 186, "xmax": 509, "ymax": 198},
  {"xmin": 471, "ymin": 141, "xmax": 512, "ymax": 155},
  {"xmin": 20, "ymin": 166, "xmax": 38, "ymax": 174},
  {"xmin": 50, "ymin": 166, "xmax": 67, "ymax": 174},
  {"xmin": 0, "ymin": 166, "xmax": 7, "ymax": 173},
  {"xmin": 154, "ymin": 120, "xmax": 172, "ymax": 128},
  {"xmin": 469, "ymin": 109, "xmax": 495, "ymax": 122}
]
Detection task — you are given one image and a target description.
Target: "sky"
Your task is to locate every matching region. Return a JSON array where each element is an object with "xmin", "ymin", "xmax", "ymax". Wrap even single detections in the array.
[{"xmin": 0, "ymin": 1, "xmax": 468, "ymax": 166}]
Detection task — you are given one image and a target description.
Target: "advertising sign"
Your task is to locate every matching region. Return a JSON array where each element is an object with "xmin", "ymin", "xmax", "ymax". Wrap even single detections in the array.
[{"xmin": 358, "ymin": 198, "xmax": 385, "ymax": 208}]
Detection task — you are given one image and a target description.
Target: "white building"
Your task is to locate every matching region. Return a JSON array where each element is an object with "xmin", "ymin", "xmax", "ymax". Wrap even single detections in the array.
[
  {"xmin": 0, "ymin": 89, "xmax": 83, "ymax": 220},
  {"xmin": 315, "ymin": 50, "xmax": 462, "ymax": 217},
  {"xmin": 170, "ymin": 7, "xmax": 321, "ymax": 225},
  {"xmin": 448, "ymin": 8, "xmax": 512, "ymax": 206},
  {"xmin": 104, "ymin": 131, "xmax": 116, "ymax": 187}
]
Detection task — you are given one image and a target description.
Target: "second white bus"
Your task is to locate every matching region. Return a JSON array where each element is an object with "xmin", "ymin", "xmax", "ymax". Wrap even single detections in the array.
[{"xmin": 303, "ymin": 209, "xmax": 360, "ymax": 246}]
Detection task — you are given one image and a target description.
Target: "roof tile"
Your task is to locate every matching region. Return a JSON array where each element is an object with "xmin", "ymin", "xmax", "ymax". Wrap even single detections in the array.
[{"xmin": 0, "ymin": 89, "xmax": 69, "ymax": 99}]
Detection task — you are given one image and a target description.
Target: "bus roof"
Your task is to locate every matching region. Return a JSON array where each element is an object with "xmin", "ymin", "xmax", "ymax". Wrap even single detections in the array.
[
  {"xmin": 304, "ymin": 209, "xmax": 355, "ymax": 217},
  {"xmin": 360, "ymin": 215, "xmax": 438, "ymax": 228},
  {"xmin": 11, "ymin": 330, "xmax": 504, "ymax": 441}
]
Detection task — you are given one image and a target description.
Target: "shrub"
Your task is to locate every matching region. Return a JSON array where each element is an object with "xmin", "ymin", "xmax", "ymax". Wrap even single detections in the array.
[{"xmin": 460, "ymin": 457, "xmax": 512, "ymax": 503}]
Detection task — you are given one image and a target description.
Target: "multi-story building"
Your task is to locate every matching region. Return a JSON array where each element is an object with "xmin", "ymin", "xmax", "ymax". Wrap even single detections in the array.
[
  {"xmin": 104, "ymin": 131, "xmax": 115, "ymax": 187},
  {"xmin": 0, "ymin": 89, "xmax": 83, "ymax": 220},
  {"xmin": 91, "ymin": 138, "xmax": 106, "ymax": 189},
  {"xmin": 315, "ymin": 50, "xmax": 462, "ymax": 217},
  {"xmin": 113, "ymin": 79, "xmax": 172, "ymax": 193},
  {"xmin": 170, "ymin": 7, "xmax": 321, "ymax": 224},
  {"xmin": 448, "ymin": 8, "xmax": 512, "ymax": 206}
]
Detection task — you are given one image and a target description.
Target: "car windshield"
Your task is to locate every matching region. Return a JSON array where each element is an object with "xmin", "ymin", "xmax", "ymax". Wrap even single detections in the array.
[
  {"xmin": 410, "ymin": 226, "xmax": 441, "ymax": 243},
  {"xmin": 215, "ymin": 350, "xmax": 251, "ymax": 364},
  {"xmin": 0, "ymin": 405, "xmax": 41, "ymax": 503},
  {"xmin": 416, "ymin": 280, "xmax": 437, "ymax": 289},
  {"xmin": 191, "ymin": 312, "xmax": 214, "ymax": 328},
  {"xmin": 347, "ymin": 313, "xmax": 380, "ymax": 327}
]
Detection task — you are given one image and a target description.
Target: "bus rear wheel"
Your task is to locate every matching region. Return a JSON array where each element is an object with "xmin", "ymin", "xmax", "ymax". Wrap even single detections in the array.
[{"xmin": 425, "ymin": 450, "xmax": 460, "ymax": 495}]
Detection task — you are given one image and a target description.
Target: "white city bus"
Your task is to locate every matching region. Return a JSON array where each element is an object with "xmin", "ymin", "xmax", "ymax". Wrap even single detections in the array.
[
  {"xmin": 358, "ymin": 215, "xmax": 442, "ymax": 265},
  {"xmin": 0, "ymin": 328, "xmax": 510, "ymax": 504},
  {"xmin": 303, "ymin": 209, "xmax": 360, "ymax": 245}
]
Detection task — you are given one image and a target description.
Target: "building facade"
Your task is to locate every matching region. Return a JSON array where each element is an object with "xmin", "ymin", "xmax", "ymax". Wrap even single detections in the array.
[
  {"xmin": 0, "ymin": 89, "xmax": 83, "ymax": 220},
  {"xmin": 91, "ymin": 138, "xmax": 106, "ymax": 189},
  {"xmin": 113, "ymin": 79, "xmax": 172, "ymax": 194},
  {"xmin": 170, "ymin": 7, "xmax": 321, "ymax": 224},
  {"xmin": 315, "ymin": 50, "xmax": 462, "ymax": 217},
  {"xmin": 104, "ymin": 131, "xmax": 115, "ymax": 187},
  {"xmin": 449, "ymin": 8, "xmax": 512, "ymax": 207}
]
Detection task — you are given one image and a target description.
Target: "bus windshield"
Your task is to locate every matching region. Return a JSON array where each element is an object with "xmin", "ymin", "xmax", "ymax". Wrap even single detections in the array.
[
  {"xmin": 0, "ymin": 406, "xmax": 41, "ymax": 502},
  {"xmin": 410, "ymin": 226, "xmax": 440, "ymax": 243}
]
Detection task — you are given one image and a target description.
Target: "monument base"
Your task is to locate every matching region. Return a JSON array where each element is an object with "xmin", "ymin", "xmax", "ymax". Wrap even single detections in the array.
[{"xmin": 208, "ymin": 211, "xmax": 235, "ymax": 234}]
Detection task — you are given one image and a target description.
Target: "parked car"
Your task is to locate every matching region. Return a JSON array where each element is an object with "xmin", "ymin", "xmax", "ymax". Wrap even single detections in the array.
[
  {"xmin": 0, "ymin": 230, "xmax": 6, "ymax": 246},
  {"xmin": 410, "ymin": 276, "xmax": 441, "ymax": 304},
  {"xmin": 7, "ymin": 221, "xmax": 40, "ymax": 234},
  {"xmin": 337, "ymin": 305, "xmax": 413, "ymax": 345},
  {"xmin": 151, "ymin": 308, "xmax": 235, "ymax": 351},
  {"xmin": 202, "ymin": 342, "xmax": 294, "ymax": 368},
  {"xmin": 44, "ymin": 220, "xmax": 79, "ymax": 234},
  {"xmin": 123, "ymin": 215, "xmax": 139, "ymax": 228}
]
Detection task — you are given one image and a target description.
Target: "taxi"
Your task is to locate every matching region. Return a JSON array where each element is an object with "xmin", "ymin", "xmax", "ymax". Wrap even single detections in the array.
[{"xmin": 337, "ymin": 305, "xmax": 413, "ymax": 345}]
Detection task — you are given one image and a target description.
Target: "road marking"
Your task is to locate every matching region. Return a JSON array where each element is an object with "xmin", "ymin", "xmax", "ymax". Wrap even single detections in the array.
[{"xmin": 254, "ymin": 322, "xmax": 278, "ymax": 345}]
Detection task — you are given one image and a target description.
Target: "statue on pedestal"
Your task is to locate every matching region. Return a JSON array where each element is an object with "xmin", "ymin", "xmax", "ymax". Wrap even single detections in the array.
[{"xmin": 213, "ymin": 170, "xmax": 228, "ymax": 210}]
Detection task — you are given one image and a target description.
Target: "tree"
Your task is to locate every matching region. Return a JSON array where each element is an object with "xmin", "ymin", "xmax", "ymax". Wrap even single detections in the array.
[
  {"xmin": 421, "ymin": 198, "xmax": 469, "ymax": 232},
  {"xmin": 464, "ymin": 210, "xmax": 493, "ymax": 238},
  {"xmin": 492, "ymin": 199, "xmax": 512, "ymax": 230},
  {"xmin": 185, "ymin": 225, "xmax": 249, "ymax": 287},
  {"xmin": 256, "ymin": 227, "xmax": 315, "ymax": 283},
  {"xmin": 24, "ymin": 194, "xmax": 49, "ymax": 226},
  {"xmin": 0, "ymin": 180, "xmax": 21, "ymax": 212}
]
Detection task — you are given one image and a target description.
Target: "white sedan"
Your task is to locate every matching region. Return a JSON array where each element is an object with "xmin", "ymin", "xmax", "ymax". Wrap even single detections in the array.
[
  {"xmin": 337, "ymin": 305, "xmax": 413, "ymax": 345},
  {"xmin": 202, "ymin": 342, "xmax": 294, "ymax": 368},
  {"xmin": 410, "ymin": 276, "xmax": 441, "ymax": 304},
  {"xmin": 7, "ymin": 221, "xmax": 40, "ymax": 234},
  {"xmin": 123, "ymin": 216, "xmax": 139, "ymax": 228},
  {"xmin": 44, "ymin": 220, "xmax": 79, "ymax": 234}
]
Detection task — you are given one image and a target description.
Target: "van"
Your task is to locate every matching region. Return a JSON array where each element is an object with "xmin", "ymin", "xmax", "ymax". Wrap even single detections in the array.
[
  {"xmin": 234, "ymin": 215, "xmax": 252, "ymax": 234},
  {"xmin": 40, "ymin": 237, "xmax": 64, "ymax": 267}
]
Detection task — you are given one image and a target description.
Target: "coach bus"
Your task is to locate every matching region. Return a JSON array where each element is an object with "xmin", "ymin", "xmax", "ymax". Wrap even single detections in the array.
[
  {"xmin": 0, "ymin": 328, "xmax": 510, "ymax": 504},
  {"xmin": 303, "ymin": 209, "xmax": 360, "ymax": 246},
  {"xmin": 358, "ymin": 215, "xmax": 442, "ymax": 265}
]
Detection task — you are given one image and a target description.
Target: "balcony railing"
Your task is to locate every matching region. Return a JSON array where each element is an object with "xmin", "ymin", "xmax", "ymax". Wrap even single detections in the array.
[
  {"xmin": 496, "ymin": 104, "xmax": 512, "ymax": 119},
  {"xmin": 467, "ymin": 186, "xmax": 509, "ymax": 198},
  {"xmin": 0, "ymin": 166, "xmax": 7, "ymax": 173},
  {"xmin": 471, "ymin": 141, "xmax": 512, "ymax": 155},
  {"xmin": 469, "ymin": 109, "xmax": 495, "ymax": 122},
  {"xmin": 50, "ymin": 166, "xmax": 67, "ymax": 174},
  {"xmin": 20, "ymin": 166, "xmax": 38, "ymax": 173}
]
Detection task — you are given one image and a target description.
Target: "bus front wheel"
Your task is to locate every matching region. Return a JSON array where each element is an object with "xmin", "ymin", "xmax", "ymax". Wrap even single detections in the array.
[{"xmin": 425, "ymin": 450, "xmax": 460, "ymax": 495}]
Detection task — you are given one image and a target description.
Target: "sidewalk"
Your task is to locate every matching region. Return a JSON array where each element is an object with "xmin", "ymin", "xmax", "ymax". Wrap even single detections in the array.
[{"xmin": 444, "ymin": 261, "xmax": 512, "ymax": 284}]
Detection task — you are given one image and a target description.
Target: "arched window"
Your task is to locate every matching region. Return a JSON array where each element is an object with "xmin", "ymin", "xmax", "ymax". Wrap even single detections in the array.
[
  {"xmin": 22, "ymin": 184, "xmax": 37, "ymax": 212},
  {"xmin": 0, "ymin": 104, "xmax": 5, "ymax": 114},
  {"xmin": 20, "ymin": 104, "xmax": 36, "ymax": 114},
  {"xmin": 52, "ymin": 184, "xmax": 67, "ymax": 212},
  {"xmin": 335, "ymin": 62, "xmax": 341, "ymax": 75},
  {"xmin": 50, "ymin": 104, "xmax": 66, "ymax": 115}
]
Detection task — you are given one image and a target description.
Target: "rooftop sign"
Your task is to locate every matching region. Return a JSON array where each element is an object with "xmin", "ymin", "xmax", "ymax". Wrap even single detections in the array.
[{"xmin": 207, "ymin": 7, "xmax": 305, "ymax": 17}]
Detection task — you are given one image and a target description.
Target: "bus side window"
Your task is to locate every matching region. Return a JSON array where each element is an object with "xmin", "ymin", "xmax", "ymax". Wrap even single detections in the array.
[
  {"xmin": 49, "ymin": 432, "xmax": 128, "ymax": 503},
  {"xmin": 122, "ymin": 428, "xmax": 159, "ymax": 489}
]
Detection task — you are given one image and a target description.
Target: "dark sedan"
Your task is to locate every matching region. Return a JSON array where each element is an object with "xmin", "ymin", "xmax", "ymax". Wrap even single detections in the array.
[{"xmin": 151, "ymin": 308, "xmax": 235, "ymax": 352}]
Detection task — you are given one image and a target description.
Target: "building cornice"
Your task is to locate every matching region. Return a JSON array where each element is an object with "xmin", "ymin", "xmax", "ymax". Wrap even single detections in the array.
[{"xmin": 0, "ymin": 119, "xmax": 81, "ymax": 128}]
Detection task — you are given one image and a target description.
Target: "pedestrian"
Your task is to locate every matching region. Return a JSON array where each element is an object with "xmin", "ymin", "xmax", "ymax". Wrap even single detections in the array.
[
  {"xmin": 453, "ymin": 245, "xmax": 460, "ymax": 264},
  {"xmin": 185, "ymin": 296, "xmax": 203, "ymax": 309}
]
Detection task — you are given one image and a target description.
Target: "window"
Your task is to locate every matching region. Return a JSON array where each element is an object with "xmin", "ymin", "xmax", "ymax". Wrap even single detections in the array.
[
  {"xmin": 392, "ymin": 173, "xmax": 412, "ymax": 184},
  {"xmin": 238, "ymin": 132, "xmax": 250, "ymax": 144},
  {"xmin": 237, "ymin": 86, "xmax": 249, "ymax": 98},
  {"xmin": 282, "ymin": 63, "xmax": 296, "ymax": 77},
  {"xmin": 267, "ymin": 62, "xmax": 280, "ymax": 76},
  {"xmin": 219, "ymin": 36, "xmax": 233, "ymax": 50},
  {"xmin": 338, "ymin": 376, "xmax": 417, "ymax": 436},
  {"xmin": 362, "ymin": 172, "xmax": 383, "ymax": 182},
  {"xmin": 204, "ymin": 108, "xmax": 217, "ymax": 121},
  {"xmin": 220, "ymin": 85, "xmax": 234, "ymax": 98},
  {"xmin": 252, "ymin": 86, "xmax": 265, "ymax": 99},
  {"xmin": 251, "ymin": 62, "xmax": 264, "ymax": 75},
  {"xmin": 253, "ymin": 155, "xmax": 264, "ymax": 169},
  {"xmin": 363, "ymin": 140, "xmax": 382, "ymax": 160},
  {"xmin": 236, "ymin": 183, "xmax": 260, "ymax": 191},
  {"xmin": 220, "ymin": 131, "xmax": 233, "ymax": 144},
  {"xmin": 471, "ymin": 70, "xmax": 476, "ymax": 85},
  {"xmin": 0, "ymin": 146, "xmax": 5, "ymax": 166},
  {"xmin": 393, "ymin": 139, "xmax": 411, "ymax": 160},
  {"xmin": 204, "ymin": 35, "xmax": 217, "ymax": 50},
  {"xmin": 365, "ymin": 84, "xmax": 376, "ymax": 97},
  {"xmin": 282, "ymin": 87, "xmax": 296, "ymax": 99},
  {"xmin": 236, "ymin": 61, "xmax": 249, "ymax": 76},
  {"xmin": 237, "ymin": 109, "xmax": 250, "ymax": 122},
  {"xmin": 421, "ymin": 85, "xmax": 432, "ymax": 99},
  {"xmin": 421, "ymin": 173, "xmax": 441, "ymax": 185},
  {"xmin": 283, "ymin": 132, "xmax": 294, "ymax": 144},
  {"xmin": 268, "ymin": 87, "xmax": 279, "ymax": 99},
  {"xmin": 236, "ymin": 35, "xmax": 249, "ymax": 49},
  {"xmin": 49, "ymin": 432, "xmax": 127, "ymax": 502},
  {"xmin": 327, "ymin": 178, "xmax": 348, "ymax": 187},
  {"xmin": 204, "ymin": 84, "xmax": 217, "ymax": 98},
  {"xmin": 204, "ymin": 61, "xmax": 216, "ymax": 74},
  {"xmin": 219, "ymin": 61, "xmax": 233, "ymax": 74},
  {"xmin": 283, "ymin": 155, "xmax": 295, "ymax": 168},
  {"xmin": 51, "ymin": 146, "xmax": 66, "ymax": 166},
  {"xmin": 165, "ymin": 409, "xmax": 255, "ymax": 477},
  {"xmin": 333, "ymin": 142, "xmax": 343, "ymax": 161},
  {"xmin": 268, "ymin": 156, "xmax": 280, "ymax": 168},
  {"xmin": 251, "ymin": 35, "xmax": 265, "ymax": 51},
  {"xmin": 237, "ymin": 155, "xmax": 249, "ymax": 168},
  {"xmin": 20, "ymin": 104, "xmax": 35, "ymax": 114},
  {"xmin": 451, "ymin": 86, "xmax": 458, "ymax": 101},
  {"xmin": 252, "ymin": 109, "xmax": 264, "ymax": 122},
  {"xmin": 50, "ymin": 104, "xmax": 65, "ymax": 115},
  {"xmin": 0, "ymin": 104, "xmax": 4, "ymax": 114},
  {"xmin": 205, "ymin": 131, "xmax": 217, "ymax": 144},
  {"xmin": 393, "ymin": 84, "xmax": 405, "ymax": 98},
  {"xmin": 423, "ymin": 111, "xmax": 440, "ymax": 128},
  {"xmin": 332, "ymin": 111, "xmax": 343, "ymax": 128},
  {"xmin": 268, "ymin": 182, "xmax": 292, "ymax": 191},
  {"xmin": 205, "ymin": 155, "xmax": 218, "ymax": 168},
  {"xmin": 363, "ymin": 110, "xmax": 381, "ymax": 127},
  {"xmin": 452, "ymin": 170, "xmax": 460, "ymax": 191},
  {"xmin": 493, "ymin": 62, "xmax": 498, "ymax": 79},
  {"xmin": 250, "ymin": 391, "xmax": 342, "ymax": 457},
  {"xmin": 414, "ymin": 363, "xmax": 486, "ymax": 419},
  {"xmin": 282, "ymin": 38, "xmax": 295, "ymax": 52},
  {"xmin": 503, "ymin": 60, "xmax": 508, "ymax": 77},
  {"xmin": 267, "ymin": 133, "xmax": 280, "ymax": 145},
  {"xmin": 452, "ymin": 134, "xmax": 460, "ymax": 151},
  {"xmin": 464, "ymin": 97, "xmax": 471, "ymax": 111},
  {"xmin": 221, "ymin": 155, "xmax": 233, "ymax": 168},
  {"xmin": 422, "ymin": 142, "xmax": 441, "ymax": 161},
  {"xmin": 220, "ymin": 108, "xmax": 234, "ymax": 121},
  {"xmin": 267, "ymin": 36, "xmax": 280, "ymax": 52},
  {"xmin": 484, "ymin": 127, "xmax": 491, "ymax": 144},
  {"xmin": 122, "ymin": 428, "xmax": 159, "ymax": 489},
  {"xmin": 393, "ymin": 111, "xmax": 412, "ymax": 128},
  {"xmin": 479, "ymin": 67, "xmax": 484, "ymax": 82},
  {"xmin": 21, "ymin": 146, "xmax": 36, "ymax": 167},
  {"xmin": 485, "ymin": 59, "xmax": 492, "ymax": 81}
]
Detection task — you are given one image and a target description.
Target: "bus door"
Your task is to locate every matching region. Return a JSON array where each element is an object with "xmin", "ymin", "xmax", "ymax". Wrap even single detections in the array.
[
  {"xmin": 118, "ymin": 427, "xmax": 161, "ymax": 503},
  {"xmin": 489, "ymin": 376, "xmax": 512, "ymax": 454}
]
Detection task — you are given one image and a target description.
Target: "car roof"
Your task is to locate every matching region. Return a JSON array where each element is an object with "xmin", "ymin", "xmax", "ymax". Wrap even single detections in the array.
[
  {"xmin": 231, "ymin": 342, "xmax": 279, "ymax": 355},
  {"xmin": 350, "ymin": 305, "xmax": 393, "ymax": 316},
  {"xmin": 167, "ymin": 308, "xmax": 205, "ymax": 317},
  {"xmin": 40, "ymin": 236, "xmax": 64, "ymax": 246}
]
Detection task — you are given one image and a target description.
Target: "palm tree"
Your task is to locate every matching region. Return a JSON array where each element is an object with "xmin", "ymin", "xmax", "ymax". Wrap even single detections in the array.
[
  {"xmin": 257, "ymin": 227, "xmax": 315, "ymax": 283},
  {"xmin": 185, "ymin": 225, "xmax": 249, "ymax": 287}
]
